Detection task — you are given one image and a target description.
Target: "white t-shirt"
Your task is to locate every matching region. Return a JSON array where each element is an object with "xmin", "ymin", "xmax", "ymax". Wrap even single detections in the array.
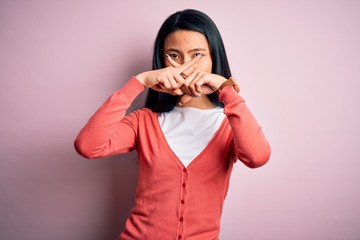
[{"xmin": 158, "ymin": 106, "xmax": 225, "ymax": 167}]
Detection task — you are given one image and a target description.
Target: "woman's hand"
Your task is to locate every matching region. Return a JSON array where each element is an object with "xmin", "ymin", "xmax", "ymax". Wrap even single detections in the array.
[
  {"xmin": 135, "ymin": 56, "xmax": 199, "ymax": 95},
  {"xmin": 165, "ymin": 56, "xmax": 227, "ymax": 102},
  {"xmin": 181, "ymin": 69, "xmax": 227, "ymax": 97}
]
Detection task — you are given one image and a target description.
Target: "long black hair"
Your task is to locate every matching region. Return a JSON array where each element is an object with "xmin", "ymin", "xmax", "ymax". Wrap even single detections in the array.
[{"xmin": 145, "ymin": 9, "xmax": 232, "ymax": 112}]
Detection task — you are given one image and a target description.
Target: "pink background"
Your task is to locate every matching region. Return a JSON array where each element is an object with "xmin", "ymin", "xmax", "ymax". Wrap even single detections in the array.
[{"xmin": 1, "ymin": 1, "xmax": 359, "ymax": 239}]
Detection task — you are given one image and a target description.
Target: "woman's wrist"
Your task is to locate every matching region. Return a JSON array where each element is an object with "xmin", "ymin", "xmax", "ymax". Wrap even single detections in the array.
[
  {"xmin": 217, "ymin": 77, "xmax": 227, "ymax": 89},
  {"xmin": 135, "ymin": 72, "xmax": 148, "ymax": 88},
  {"xmin": 216, "ymin": 77, "xmax": 240, "ymax": 94}
]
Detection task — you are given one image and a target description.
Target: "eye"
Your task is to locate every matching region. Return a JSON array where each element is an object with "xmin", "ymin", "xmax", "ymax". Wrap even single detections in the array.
[
  {"xmin": 194, "ymin": 52, "xmax": 203, "ymax": 58},
  {"xmin": 168, "ymin": 54, "xmax": 180, "ymax": 59}
]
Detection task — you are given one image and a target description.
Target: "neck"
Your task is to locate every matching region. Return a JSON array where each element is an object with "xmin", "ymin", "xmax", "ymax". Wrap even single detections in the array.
[{"xmin": 176, "ymin": 95, "xmax": 216, "ymax": 109}]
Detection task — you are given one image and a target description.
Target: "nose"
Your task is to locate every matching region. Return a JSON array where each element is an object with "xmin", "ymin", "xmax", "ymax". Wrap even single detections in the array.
[{"xmin": 182, "ymin": 55, "xmax": 193, "ymax": 64}]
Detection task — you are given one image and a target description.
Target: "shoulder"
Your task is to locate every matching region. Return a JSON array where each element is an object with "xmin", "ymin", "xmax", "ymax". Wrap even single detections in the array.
[
  {"xmin": 133, "ymin": 107, "xmax": 155, "ymax": 116},
  {"xmin": 122, "ymin": 108, "xmax": 159, "ymax": 132},
  {"xmin": 125, "ymin": 107, "xmax": 157, "ymax": 121}
]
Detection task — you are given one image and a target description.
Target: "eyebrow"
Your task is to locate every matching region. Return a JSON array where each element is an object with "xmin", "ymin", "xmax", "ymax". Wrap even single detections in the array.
[{"xmin": 165, "ymin": 48, "xmax": 208, "ymax": 53}]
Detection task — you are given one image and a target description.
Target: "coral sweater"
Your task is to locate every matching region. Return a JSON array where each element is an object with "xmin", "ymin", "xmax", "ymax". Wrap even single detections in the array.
[{"xmin": 74, "ymin": 77, "xmax": 271, "ymax": 240}]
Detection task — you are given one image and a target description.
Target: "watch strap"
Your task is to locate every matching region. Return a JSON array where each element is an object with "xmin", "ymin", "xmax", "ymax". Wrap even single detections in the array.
[{"xmin": 217, "ymin": 77, "xmax": 240, "ymax": 93}]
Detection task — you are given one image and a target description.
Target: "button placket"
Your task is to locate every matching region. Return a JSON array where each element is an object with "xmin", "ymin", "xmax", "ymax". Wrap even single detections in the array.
[{"xmin": 176, "ymin": 167, "xmax": 188, "ymax": 239}]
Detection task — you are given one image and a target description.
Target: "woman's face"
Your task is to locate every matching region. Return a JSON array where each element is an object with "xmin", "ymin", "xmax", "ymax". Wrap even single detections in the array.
[{"xmin": 163, "ymin": 30, "xmax": 212, "ymax": 73}]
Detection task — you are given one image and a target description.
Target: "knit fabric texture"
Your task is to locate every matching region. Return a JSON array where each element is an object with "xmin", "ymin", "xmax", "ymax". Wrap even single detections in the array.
[{"xmin": 75, "ymin": 77, "xmax": 271, "ymax": 239}]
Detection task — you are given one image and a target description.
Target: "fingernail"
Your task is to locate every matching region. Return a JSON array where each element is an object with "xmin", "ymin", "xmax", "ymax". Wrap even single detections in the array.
[
  {"xmin": 179, "ymin": 101, "xmax": 183, "ymax": 106},
  {"xmin": 165, "ymin": 54, "xmax": 170, "ymax": 57}
]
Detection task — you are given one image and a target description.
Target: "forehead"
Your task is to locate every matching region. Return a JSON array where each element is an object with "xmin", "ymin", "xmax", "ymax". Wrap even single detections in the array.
[{"xmin": 164, "ymin": 30, "xmax": 209, "ymax": 50}]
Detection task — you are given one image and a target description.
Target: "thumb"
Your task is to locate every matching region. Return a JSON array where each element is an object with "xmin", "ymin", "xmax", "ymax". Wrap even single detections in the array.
[{"xmin": 178, "ymin": 94, "xmax": 193, "ymax": 106}]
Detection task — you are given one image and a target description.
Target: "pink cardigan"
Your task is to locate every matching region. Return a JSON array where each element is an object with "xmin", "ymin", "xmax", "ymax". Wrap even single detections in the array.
[{"xmin": 75, "ymin": 77, "xmax": 270, "ymax": 240}]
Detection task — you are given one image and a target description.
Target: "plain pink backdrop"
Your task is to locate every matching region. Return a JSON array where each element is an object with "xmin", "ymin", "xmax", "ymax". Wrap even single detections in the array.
[{"xmin": 1, "ymin": 1, "xmax": 359, "ymax": 239}]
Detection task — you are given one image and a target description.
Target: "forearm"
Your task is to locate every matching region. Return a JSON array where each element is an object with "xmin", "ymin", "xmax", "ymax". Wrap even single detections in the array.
[
  {"xmin": 219, "ymin": 86, "xmax": 271, "ymax": 168},
  {"xmin": 74, "ymin": 77, "xmax": 145, "ymax": 159}
]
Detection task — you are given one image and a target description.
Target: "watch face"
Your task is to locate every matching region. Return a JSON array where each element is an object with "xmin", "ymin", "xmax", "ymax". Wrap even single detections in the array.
[
  {"xmin": 229, "ymin": 77, "xmax": 240, "ymax": 92},
  {"xmin": 234, "ymin": 85, "xmax": 240, "ymax": 92}
]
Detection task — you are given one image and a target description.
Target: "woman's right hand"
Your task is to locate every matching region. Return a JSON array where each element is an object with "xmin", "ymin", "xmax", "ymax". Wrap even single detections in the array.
[{"xmin": 135, "ymin": 56, "xmax": 200, "ymax": 95}]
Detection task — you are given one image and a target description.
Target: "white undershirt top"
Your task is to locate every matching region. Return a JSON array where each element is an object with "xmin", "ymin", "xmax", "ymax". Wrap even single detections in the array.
[{"xmin": 158, "ymin": 106, "xmax": 225, "ymax": 167}]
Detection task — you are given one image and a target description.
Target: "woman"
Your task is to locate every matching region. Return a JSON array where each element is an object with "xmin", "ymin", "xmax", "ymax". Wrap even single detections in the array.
[{"xmin": 75, "ymin": 9, "xmax": 271, "ymax": 240}]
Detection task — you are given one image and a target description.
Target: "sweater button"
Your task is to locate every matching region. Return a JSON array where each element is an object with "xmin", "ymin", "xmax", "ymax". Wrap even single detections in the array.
[
  {"xmin": 182, "ymin": 183, "xmax": 186, "ymax": 188},
  {"xmin": 181, "ymin": 199, "xmax": 185, "ymax": 204},
  {"xmin": 178, "ymin": 235, "xmax": 182, "ymax": 239},
  {"xmin": 179, "ymin": 217, "xmax": 184, "ymax": 222},
  {"xmin": 183, "ymin": 168, "xmax": 187, "ymax": 172}
]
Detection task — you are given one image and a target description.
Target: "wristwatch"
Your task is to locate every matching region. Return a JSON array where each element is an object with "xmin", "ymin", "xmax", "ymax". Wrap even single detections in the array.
[{"xmin": 217, "ymin": 77, "xmax": 240, "ymax": 93}]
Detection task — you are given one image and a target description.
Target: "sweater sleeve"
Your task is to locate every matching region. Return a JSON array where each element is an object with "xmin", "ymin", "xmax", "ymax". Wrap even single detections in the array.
[
  {"xmin": 218, "ymin": 86, "xmax": 271, "ymax": 168},
  {"xmin": 74, "ymin": 77, "xmax": 145, "ymax": 159}
]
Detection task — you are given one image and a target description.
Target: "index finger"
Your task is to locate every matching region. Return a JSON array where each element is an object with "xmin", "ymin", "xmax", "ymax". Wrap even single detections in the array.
[
  {"xmin": 175, "ymin": 56, "xmax": 200, "ymax": 73},
  {"xmin": 165, "ymin": 55, "xmax": 181, "ymax": 68}
]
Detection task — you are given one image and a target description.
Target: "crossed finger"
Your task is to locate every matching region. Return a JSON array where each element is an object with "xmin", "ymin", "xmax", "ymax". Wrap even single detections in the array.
[
  {"xmin": 166, "ymin": 55, "xmax": 198, "ymax": 78},
  {"xmin": 166, "ymin": 56, "xmax": 198, "ymax": 94}
]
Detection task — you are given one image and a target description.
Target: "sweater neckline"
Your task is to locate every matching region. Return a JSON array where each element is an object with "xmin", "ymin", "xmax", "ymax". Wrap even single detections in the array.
[
  {"xmin": 153, "ymin": 111, "xmax": 228, "ymax": 170},
  {"xmin": 173, "ymin": 106, "xmax": 223, "ymax": 113}
]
